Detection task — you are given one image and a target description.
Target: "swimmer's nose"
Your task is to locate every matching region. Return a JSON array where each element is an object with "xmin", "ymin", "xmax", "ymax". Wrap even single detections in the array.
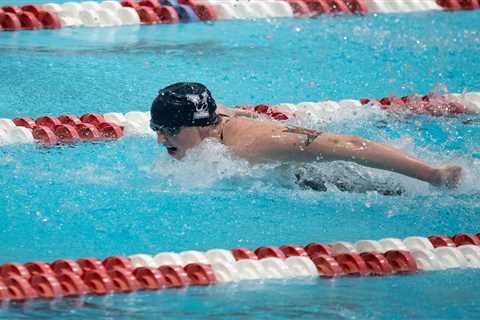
[{"xmin": 156, "ymin": 132, "xmax": 166, "ymax": 144}]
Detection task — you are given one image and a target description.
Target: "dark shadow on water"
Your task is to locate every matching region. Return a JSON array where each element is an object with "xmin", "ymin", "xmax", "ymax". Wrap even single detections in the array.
[
  {"xmin": 0, "ymin": 39, "xmax": 231, "ymax": 57},
  {"xmin": 0, "ymin": 296, "xmax": 140, "ymax": 320}
]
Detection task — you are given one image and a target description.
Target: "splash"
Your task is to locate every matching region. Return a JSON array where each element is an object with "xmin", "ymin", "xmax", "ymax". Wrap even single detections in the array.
[
  {"xmin": 148, "ymin": 137, "xmax": 423, "ymax": 196},
  {"xmin": 150, "ymin": 138, "xmax": 280, "ymax": 190},
  {"xmin": 148, "ymin": 97, "xmax": 479, "ymax": 196},
  {"xmin": 63, "ymin": 164, "xmax": 121, "ymax": 185}
]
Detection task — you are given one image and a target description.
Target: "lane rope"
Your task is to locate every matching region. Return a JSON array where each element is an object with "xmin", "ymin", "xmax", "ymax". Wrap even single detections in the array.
[
  {"xmin": 1, "ymin": 91, "xmax": 478, "ymax": 147},
  {"xmin": 1, "ymin": 1, "xmax": 479, "ymax": 32},
  {"xmin": 0, "ymin": 232, "xmax": 479, "ymax": 301}
]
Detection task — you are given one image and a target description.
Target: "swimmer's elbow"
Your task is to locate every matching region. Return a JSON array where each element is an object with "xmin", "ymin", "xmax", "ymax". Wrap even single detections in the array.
[
  {"xmin": 312, "ymin": 134, "xmax": 367, "ymax": 152},
  {"xmin": 339, "ymin": 135, "xmax": 368, "ymax": 150}
]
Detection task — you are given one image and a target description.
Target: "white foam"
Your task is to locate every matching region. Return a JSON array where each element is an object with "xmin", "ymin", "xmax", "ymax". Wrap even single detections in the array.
[
  {"xmin": 63, "ymin": 164, "xmax": 119, "ymax": 185},
  {"xmin": 151, "ymin": 139, "xmax": 265, "ymax": 189}
]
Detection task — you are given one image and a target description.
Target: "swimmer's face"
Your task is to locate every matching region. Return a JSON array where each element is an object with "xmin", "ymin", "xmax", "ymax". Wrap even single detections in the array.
[{"xmin": 156, "ymin": 127, "xmax": 202, "ymax": 160}]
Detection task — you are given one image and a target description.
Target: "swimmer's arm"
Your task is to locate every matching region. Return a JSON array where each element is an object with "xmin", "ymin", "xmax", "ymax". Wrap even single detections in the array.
[
  {"xmin": 247, "ymin": 131, "xmax": 453, "ymax": 186},
  {"xmin": 242, "ymin": 130, "xmax": 317, "ymax": 162}
]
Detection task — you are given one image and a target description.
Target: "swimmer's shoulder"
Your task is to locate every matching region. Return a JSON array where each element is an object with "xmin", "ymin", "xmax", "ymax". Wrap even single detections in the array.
[
  {"xmin": 227, "ymin": 114, "xmax": 282, "ymax": 129},
  {"xmin": 216, "ymin": 105, "xmax": 287, "ymax": 142},
  {"xmin": 221, "ymin": 117, "xmax": 287, "ymax": 150}
]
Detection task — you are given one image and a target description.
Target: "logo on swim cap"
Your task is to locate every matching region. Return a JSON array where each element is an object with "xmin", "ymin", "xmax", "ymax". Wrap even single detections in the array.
[{"xmin": 187, "ymin": 92, "xmax": 210, "ymax": 120}]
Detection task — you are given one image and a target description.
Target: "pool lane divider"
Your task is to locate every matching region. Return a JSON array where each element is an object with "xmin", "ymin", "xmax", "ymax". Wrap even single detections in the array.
[
  {"xmin": 0, "ymin": 4, "xmax": 62, "ymax": 31},
  {"xmin": 0, "ymin": 111, "xmax": 152, "ymax": 146},
  {"xmin": 252, "ymin": 91, "xmax": 480, "ymax": 119},
  {"xmin": 1, "ymin": 0, "xmax": 480, "ymax": 32},
  {"xmin": 0, "ymin": 113, "xmax": 125, "ymax": 145},
  {"xmin": 0, "ymin": 232, "xmax": 479, "ymax": 301},
  {"xmin": 1, "ymin": 91, "xmax": 479, "ymax": 147}
]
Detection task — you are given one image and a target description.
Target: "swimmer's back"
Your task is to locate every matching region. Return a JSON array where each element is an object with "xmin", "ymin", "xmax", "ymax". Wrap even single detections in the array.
[{"xmin": 220, "ymin": 116, "xmax": 322, "ymax": 163}]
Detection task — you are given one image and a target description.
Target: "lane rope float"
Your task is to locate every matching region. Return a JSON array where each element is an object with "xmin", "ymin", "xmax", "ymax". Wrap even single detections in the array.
[
  {"xmin": 0, "ymin": 232, "xmax": 479, "ymax": 301},
  {"xmin": 1, "ymin": 0, "xmax": 479, "ymax": 32},
  {"xmin": 1, "ymin": 91, "xmax": 478, "ymax": 147}
]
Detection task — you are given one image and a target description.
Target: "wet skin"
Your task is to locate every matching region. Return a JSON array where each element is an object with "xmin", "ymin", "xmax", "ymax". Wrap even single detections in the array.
[{"xmin": 155, "ymin": 116, "xmax": 463, "ymax": 188}]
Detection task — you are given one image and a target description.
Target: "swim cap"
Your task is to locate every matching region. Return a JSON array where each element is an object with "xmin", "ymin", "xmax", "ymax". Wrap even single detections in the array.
[{"xmin": 150, "ymin": 82, "xmax": 219, "ymax": 129}]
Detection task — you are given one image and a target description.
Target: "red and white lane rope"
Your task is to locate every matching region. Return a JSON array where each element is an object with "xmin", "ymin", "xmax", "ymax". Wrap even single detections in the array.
[
  {"xmin": 0, "ymin": 113, "xmax": 127, "ymax": 146},
  {"xmin": 1, "ymin": 91, "xmax": 478, "ymax": 147},
  {"xmin": 0, "ymin": 232, "xmax": 479, "ymax": 301},
  {"xmin": 248, "ymin": 91, "xmax": 480, "ymax": 120},
  {"xmin": 1, "ymin": 1, "xmax": 479, "ymax": 32}
]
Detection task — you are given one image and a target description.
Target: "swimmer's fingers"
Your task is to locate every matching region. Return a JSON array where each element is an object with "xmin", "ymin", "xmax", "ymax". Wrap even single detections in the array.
[{"xmin": 434, "ymin": 165, "xmax": 463, "ymax": 189}]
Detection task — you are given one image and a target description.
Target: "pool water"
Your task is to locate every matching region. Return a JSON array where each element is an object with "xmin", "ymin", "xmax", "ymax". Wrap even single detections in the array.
[{"xmin": 1, "ymin": 3, "xmax": 480, "ymax": 319}]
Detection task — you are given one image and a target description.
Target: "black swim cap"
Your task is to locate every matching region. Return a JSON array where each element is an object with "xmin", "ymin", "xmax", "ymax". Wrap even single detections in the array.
[{"xmin": 150, "ymin": 82, "xmax": 219, "ymax": 129}]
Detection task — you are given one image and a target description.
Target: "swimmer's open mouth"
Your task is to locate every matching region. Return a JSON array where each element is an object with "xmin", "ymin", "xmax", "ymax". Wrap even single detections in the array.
[{"xmin": 166, "ymin": 146, "xmax": 177, "ymax": 155}]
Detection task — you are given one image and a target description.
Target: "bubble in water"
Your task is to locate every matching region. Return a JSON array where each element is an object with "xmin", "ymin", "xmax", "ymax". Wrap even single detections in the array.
[{"xmin": 149, "ymin": 139, "xmax": 279, "ymax": 190}]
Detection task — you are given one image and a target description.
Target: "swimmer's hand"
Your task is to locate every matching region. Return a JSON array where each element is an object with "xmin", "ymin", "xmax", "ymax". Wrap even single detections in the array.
[{"xmin": 432, "ymin": 165, "xmax": 463, "ymax": 189}]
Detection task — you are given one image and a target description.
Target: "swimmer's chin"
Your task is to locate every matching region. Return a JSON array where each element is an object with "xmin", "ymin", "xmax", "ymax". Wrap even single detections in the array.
[{"xmin": 166, "ymin": 147, "xmax": 185, "ymax": 160}]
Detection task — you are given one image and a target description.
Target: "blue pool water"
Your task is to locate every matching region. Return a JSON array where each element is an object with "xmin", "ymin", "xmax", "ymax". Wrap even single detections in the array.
[{"xmin": 1, "ymin": 2, "xmax": 480, "ymax": 319}]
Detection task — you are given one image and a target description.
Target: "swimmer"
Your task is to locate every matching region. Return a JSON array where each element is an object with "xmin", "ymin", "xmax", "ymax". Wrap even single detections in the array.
[{"xmin": 150, "ymin": 82, "xmax": 463, "ymax": 189}]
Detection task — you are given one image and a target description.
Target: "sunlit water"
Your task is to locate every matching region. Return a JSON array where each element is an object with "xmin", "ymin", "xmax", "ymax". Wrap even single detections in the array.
[{"xmin": 0, "ymin": 3, "xmax": 480, "ymax": 319}]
